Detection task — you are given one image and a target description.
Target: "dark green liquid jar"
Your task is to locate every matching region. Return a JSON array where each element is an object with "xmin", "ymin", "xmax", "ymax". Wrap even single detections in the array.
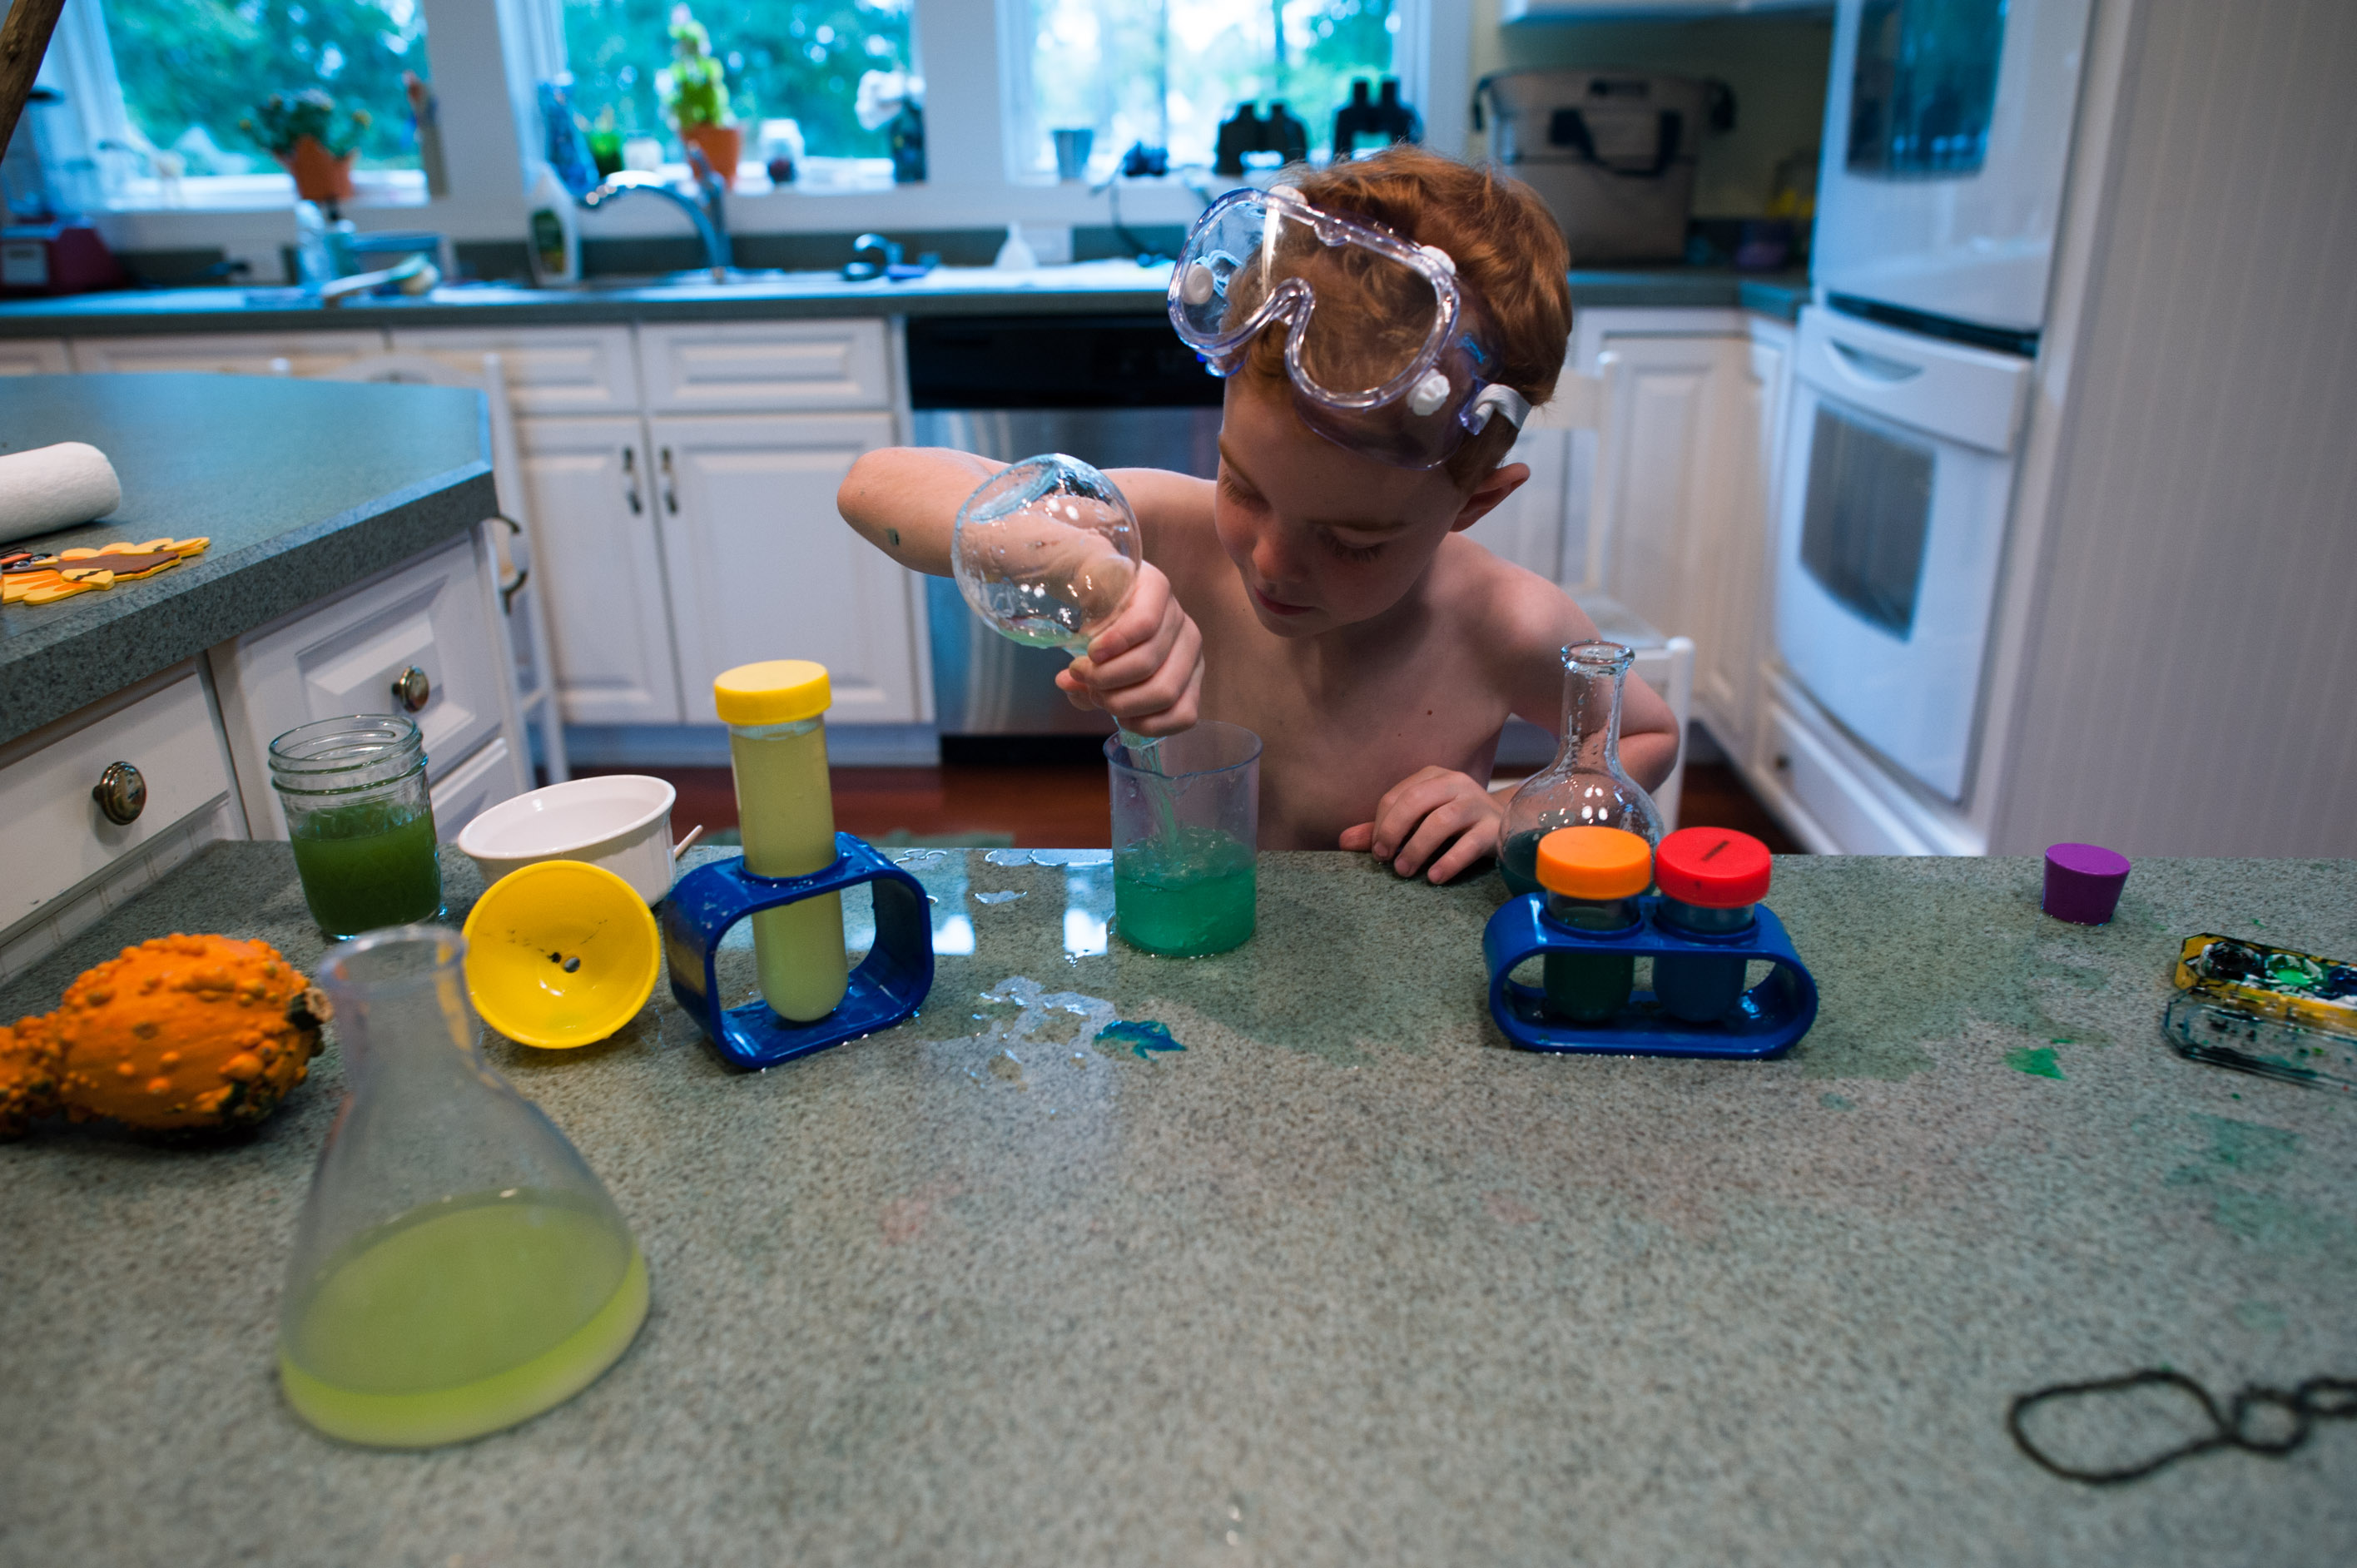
[
  {"xmin": 270, "ymin": 715, "xmax": 444, "ymax": 940},
  {"xmin": 1532, "ymin": 825, "xmax": 1654, "ymax": 1025}
]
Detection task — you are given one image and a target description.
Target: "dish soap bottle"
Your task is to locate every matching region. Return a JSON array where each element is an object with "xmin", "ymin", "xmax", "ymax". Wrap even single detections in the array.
[
  {"xmin": 1500, "ymin": 640, "xmax": 1665, "ymax": 896},
  {"xmin": 276, "ymin": 925, "xmax": 648, "ymax": 1448},
  {"xmin": 526, "ymin": 166, "xmax": 581, "ymax": 286}
]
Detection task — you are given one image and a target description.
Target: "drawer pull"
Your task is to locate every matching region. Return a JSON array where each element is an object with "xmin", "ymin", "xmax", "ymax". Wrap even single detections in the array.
[
  {"xmin": 621, "ymin": 445, "xmax": 643, "ymax": 514},
  {"xmin": 93, "ymin": 761, "xmax": 147, "ymax": 826},
  {"xmin": 659, "ymin": 445, "xmax": 678, "ymax": 514},
  {"xmin": 392, "ymin": 666, "xmax": 432, "ymax": 712}
]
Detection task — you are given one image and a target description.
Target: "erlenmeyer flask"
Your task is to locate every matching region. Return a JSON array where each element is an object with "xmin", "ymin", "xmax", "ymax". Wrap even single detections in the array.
[
  {"xmin": 276, "ymin": 925, "xmax": 648, "ymax": 1448},
  {"xmin": 1500, "ymin": 641, "xmax": 1665, "ymax": 896}
]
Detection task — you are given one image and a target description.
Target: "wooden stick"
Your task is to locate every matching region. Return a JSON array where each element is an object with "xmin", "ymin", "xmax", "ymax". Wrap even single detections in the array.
[{"xmin": 0, "ymin": 0, "xmax": 68, "ymax": 156}]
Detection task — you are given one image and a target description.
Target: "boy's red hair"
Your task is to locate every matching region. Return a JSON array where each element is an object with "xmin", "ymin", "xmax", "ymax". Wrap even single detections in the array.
[{"xmin": 1234, "ymin": 146, "xmax": 1571, "ymax": 482}]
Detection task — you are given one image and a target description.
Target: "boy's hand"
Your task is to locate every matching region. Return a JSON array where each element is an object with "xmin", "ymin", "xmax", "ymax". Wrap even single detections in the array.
[
  {"xmin": 1055, "ymin": 562, "xmax": 1204, "ymax": 737},
  {"xmin": 1339, "ymin": 767, "xmax": 1503, "ymax": 883}
]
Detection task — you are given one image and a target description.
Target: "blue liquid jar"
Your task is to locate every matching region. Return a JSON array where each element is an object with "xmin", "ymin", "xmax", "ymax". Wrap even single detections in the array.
[{"xmin": 1651, "ymin": 827, "xmax": 1774, "ymax": 1023}]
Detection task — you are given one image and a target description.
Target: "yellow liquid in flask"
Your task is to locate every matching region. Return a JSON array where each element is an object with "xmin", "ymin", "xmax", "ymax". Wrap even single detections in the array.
[{"xmin": 278, "ymin": 1190, "xmax": 648, "ymax": 1448}]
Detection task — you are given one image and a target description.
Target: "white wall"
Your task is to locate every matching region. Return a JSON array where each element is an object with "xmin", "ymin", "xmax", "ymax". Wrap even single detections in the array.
[{"xmin": 1989, "ymin": 0, "xmax": 2357, "ymax": 856}]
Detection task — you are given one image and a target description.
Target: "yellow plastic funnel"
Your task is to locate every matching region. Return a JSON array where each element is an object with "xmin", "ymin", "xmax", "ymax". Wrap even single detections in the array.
[{"xmin": 462, "ymin": 860, "xmax": 661, "ymax": 1049}]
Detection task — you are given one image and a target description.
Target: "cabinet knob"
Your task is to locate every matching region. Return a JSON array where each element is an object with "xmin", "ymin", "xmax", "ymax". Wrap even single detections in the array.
[
  {"xmin": 392, "ymin": 665, "xmax": 432, "ymax": 712},
  {"xmin": 93, "ymin": 761, "xmax": 147, "ymax": 826}
]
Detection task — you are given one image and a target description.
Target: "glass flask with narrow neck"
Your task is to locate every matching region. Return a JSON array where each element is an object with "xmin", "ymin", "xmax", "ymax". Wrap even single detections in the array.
[
  {"xmin": 276, "ymin": 925, "xmax": 648, "ymax": 1448},
  {"xmin": 1500, "ymin": 641, "xmax": 1665, "ymax": 896}
]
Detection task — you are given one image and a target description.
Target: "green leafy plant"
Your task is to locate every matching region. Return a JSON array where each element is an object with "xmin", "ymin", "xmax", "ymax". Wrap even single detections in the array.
[
  {"xmin": 663, "ymin": 8, "xmax": 732, "ymax": 131},
  {"xmin": 241, "ymin": 88, "xmax": 373, "ymax": 159}
]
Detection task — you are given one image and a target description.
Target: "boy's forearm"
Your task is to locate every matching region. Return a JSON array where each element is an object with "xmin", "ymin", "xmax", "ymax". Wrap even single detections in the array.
[
  {"xmin": 837, "ymin": 447, "xmax": 1003, "ymax": 576},
  {"xmin": 1622, "ymin": 727, "xmax": 1680, "ymax": 792}
]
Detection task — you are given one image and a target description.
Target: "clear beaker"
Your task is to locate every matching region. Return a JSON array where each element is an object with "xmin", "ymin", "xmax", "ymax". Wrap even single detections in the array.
[
  {"xmin": 1106, "ymin": 721, "xmax": 1260, "ymax": 957},
  {"xmin": 270, "ymin": 714, "xmax": 444, "ymax": 940},
  {"xmin": 1500, "ymin": 642, "xmax": 1665, "ymax": 896},
  {"xmin": 276, "ymin": 925, "xmax": 648, "ymax": 1448}
]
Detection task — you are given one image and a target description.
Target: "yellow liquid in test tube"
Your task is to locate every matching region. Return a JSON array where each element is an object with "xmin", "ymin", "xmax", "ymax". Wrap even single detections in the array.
[{"xmin": 731, "ymin": 718, "xmax": 849, "ymax": 1020}]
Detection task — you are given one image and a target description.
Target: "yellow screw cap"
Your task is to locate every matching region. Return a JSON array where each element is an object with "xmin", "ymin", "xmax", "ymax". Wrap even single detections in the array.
[
  {"xmin": 713, "ymin": 659, "xmax": 831, "ymax": 726},
  {"xmin": 1535, "ymin": 826, "xmax": 1653, "ymax": 900}
]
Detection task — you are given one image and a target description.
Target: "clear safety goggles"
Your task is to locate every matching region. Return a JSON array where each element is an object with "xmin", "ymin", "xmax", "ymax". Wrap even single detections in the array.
[{"xmin": 1167, "ymin": 186, "xmax": 1531, "ymax": 469}]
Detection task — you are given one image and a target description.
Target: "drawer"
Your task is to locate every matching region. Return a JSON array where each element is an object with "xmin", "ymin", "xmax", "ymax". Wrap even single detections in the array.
[
  {"xmin": 1759, "ymin": 701, "xmax": 1926, "ymax": 856},
  {"xmin": 428, "ymin": 735, "xmax": 526, "ymax": 841},
  {"xmin": 68, "ymin": 330, "xmax": 389, "ymax": 378},
  {"xmin": 0, "ymin": 340, "xmax": 68, "ymax": 375},
  {"xmin": 388, "ymin": 326, "xmax": 641, "ymax": 415},
  {"xmin": 638, "ymin": 319, "xmax": 890, "ymax": 413},
  {"xmin": 211, "ymin": 532, "xmax": 510, "ymax": 838},
  {"xmin": 0, "ymin": 669, "xmax": 236, "ymax": 930}
]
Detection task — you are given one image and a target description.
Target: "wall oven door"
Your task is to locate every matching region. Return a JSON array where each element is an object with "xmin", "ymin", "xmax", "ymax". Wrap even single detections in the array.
[
  {"xmin": 1772, "ymin": 306, "xmax": 2030, "ymax": 801},
  {"xmin": 1813, "ymin": 0, "xmax": 2094, "ymax": 336}
]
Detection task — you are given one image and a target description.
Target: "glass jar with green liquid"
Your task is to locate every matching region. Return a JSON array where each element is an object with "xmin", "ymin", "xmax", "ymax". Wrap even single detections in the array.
[
  {"xmin": 270, "ymin": 714, "xmax": 444, "ymax": 940},
  {"xmin": 714, "ymin": 660, "xmax": 847, "ymax": 1021}
]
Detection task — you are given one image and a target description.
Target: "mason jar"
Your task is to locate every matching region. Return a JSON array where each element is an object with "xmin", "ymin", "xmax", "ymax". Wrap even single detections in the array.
[{"xmin": 269, "ymin": 715, "xmax": 443, "ymax": 940}]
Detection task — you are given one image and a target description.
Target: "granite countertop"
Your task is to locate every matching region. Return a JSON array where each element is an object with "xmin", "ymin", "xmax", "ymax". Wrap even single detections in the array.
[
  {"xmin": 2, "ymin": 843, "xmax": 2353, "ymax": 1564},
  {"xmin": 0, "ymin": 374, "xmax": 493, "ymax": 746},
  {"xmin": 0, "ymin": 262, "xmax": 1811, "ymax": 336}
]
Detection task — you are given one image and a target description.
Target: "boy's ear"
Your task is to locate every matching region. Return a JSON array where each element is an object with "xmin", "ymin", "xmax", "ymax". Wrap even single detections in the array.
[{"xmin": 1448, "ymin": 462, "xmax": 1531, "ymax": 533}]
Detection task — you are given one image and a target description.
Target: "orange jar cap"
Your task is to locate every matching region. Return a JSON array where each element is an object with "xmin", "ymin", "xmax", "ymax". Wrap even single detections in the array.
[
  {"xmin": 1656, "ymin": 826, "xmax": 1772, "ymax": 906},
  {"xmin": 1534, "ymin": 826, "xmax": 1652, "ymax": 900}
]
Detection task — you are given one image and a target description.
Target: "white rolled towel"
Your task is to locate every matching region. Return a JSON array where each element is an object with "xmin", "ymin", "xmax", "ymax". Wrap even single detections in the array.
[{"xmin": 0, "ymin": 442, "xmax": 123, "ymax": 548}]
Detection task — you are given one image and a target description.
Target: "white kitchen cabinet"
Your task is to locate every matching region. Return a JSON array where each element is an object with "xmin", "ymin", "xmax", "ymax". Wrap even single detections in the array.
[
  {"xmin": 67, "ymin": 330, "xmax": 388, "ymax": 377},
  {"xmin": 1574, "ymin": 309, "xmax": 1789, "ymax": 762},
  {"xmin": 209, "ymin": 528, "xmax": 529, "ymax": 839},
  {"xmin": 637, "ymin": 320, "xmax": 891, "ymax": 414},
  {"xmin": 511, "ymin": 414, "xmax": 684, "ymax": 725},
  {"xmin": 0, "ymin": 664, "xmax": 242, "ymax": 936},
  {"xmin": 0, "ymin": 340, "xmax": 68, "ymax": 375},
  {"xmin": 428, "ymin": 734, "xmax": 522, "ymax": 839},
  {"xmin": 648, "ymin": 412, "xmax": 919, "ymax": 724},
  {"xmin": 387, "ymin": 325, "xmax": 641, "ymax": 415}
]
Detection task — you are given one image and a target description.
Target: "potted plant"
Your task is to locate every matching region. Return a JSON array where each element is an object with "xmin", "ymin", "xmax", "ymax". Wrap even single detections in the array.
[
  {"xmin": 244, "ymin": 89, "xmax": 371, "ymax": 204},
  {"xmin": 664, "ymin": 8, "xmax": 739, "ymax": 188}
]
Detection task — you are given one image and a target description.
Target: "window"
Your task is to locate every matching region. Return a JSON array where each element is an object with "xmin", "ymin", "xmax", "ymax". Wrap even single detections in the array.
[
  {"xmin": 1017, "ymin": 0, "xmax": 1397, "ymax": 180},
  {"xmin": 87, "ymin": 0, "xmax": 429, "ymax": 201},
  {"xmin": 559, "ymin": 0, "xmax": 916, "ymax": 174}
]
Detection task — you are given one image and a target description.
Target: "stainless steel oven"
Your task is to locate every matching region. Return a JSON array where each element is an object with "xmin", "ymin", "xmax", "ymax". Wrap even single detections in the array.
[{"xmin": 909, "ymin": 315, "xmax": 1222, "ymax": 753}]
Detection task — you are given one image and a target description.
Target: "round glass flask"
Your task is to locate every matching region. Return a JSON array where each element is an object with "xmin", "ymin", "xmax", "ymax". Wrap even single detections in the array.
[
  {"xmin": 276, "ymin": 925, "xmax": 648, "ymax": 1448},
  {"xmin": 1500, "ymin": 642, "xmax": 1664, "ymax": 896}
]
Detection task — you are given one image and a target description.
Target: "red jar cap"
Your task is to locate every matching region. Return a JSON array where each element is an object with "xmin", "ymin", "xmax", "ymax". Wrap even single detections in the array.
[{"xmin": 1655, "ymin": 827, "xmax": 1771, "ymax": 906}]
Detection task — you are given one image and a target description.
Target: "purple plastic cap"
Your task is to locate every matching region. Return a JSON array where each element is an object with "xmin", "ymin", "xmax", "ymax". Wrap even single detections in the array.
[{"xmin": 2043, "ymin": 842, "xmax": 2131, "ymax": 925}]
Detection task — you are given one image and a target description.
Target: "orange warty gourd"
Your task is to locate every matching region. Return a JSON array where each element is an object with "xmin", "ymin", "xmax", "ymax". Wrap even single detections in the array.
[{"xmin": 0, "ymin": 934, "xmax": 324, "ymax": 1135}]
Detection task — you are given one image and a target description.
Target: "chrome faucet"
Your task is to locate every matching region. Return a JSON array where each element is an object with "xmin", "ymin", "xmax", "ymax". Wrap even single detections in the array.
[{"xmin": 578, "ymin": 145, "xmax": 733, "ymax": 280}]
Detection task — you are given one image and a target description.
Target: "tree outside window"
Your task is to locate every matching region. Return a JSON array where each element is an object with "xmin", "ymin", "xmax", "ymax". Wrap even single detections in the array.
[
  {"xmin": 561, "ymin": 0, "xmax": 917, "ymax": 162},
  {"xmin": 1025, "ymin": 0, "xmax": 1395, "ymax": 179},
  {"xmin": 97, "ymin": 0, "xmax": 429, "ymax": 175}
]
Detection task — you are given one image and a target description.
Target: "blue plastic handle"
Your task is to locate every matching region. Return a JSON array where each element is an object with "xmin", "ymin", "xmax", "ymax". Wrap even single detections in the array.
[
  {"xmin": 1481, "ymin": 894, "xmax": 1819, "ymax": 1058},
  {"xmin": 662, "ymin": 834, "xmax": 935, "ymax": 1069}
]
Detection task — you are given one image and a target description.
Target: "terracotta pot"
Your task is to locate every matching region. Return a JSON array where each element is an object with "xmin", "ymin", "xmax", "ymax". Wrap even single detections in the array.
[
  {"xmin": 681, "ymin": 123, "xmax": 742, "ymax": 189},
  {"xmin": 277, "ymin": 136, "xmax": 355, "ymax": 203}
]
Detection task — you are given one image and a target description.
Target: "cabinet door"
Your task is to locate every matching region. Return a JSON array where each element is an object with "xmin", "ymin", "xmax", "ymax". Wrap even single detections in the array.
[
  {"xmin": 1692, "ymin": 325, "xmax": 1789, "ymax": 759},
  {"xmin": 513, "ymin": 417, "xmax": 683, "ymax": 725},
  {"xmin": 648, "ymin": 412, "xmax": 916, "ymax": 724},
  {"xmin": 67, "ymin": 330, "xmax": 388, "ymax": 377},
  {"xmin": 0, "ymin": 340, "xmax": 68, "ymax": 375},
  {"xmin": 387, "ymin": 326, "xmax": 640, "ymax": 415},
  {"xmin": 638, "ymin": 320, "xmax": 890, "ymax": 414}
]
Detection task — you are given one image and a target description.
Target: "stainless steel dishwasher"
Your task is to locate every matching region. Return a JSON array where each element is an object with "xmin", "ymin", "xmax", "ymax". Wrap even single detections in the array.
[{"xmin": 910, "ymin": 315, "xmax": 1223, "ymax": 760}]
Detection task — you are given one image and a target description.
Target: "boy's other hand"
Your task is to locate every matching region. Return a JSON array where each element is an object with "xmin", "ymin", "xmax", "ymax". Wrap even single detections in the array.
[
  {"xmin": 1339, "ymin": 767, "xmax": 1503, "ymax": 884},
  {"xmin": 1056, "ymin": 562, "xmax": 1204, "ymax": 737}
]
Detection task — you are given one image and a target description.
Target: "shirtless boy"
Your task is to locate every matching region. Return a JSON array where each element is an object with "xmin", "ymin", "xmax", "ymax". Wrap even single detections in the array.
[{"xmin": 839, "ymin": 146, "xmax": 1678, "ymax": 884}]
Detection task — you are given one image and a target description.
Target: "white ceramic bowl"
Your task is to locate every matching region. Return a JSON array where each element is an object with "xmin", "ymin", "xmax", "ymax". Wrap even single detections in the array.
[{"xmin": 456, "ymin": 775, "xmax": 678, "ymax": 904}]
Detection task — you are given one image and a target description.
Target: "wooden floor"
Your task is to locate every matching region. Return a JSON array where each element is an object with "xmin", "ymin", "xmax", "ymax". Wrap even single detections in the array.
[{"xmin": 581, "ymin": 760, "xmax": 1803, "ymax": 855}]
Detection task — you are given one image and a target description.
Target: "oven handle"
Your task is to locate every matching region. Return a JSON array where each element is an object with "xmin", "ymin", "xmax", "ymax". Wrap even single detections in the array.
[{"xmin": 1825, "ymin": 337, "xmax": 1928, "ymax": 389}]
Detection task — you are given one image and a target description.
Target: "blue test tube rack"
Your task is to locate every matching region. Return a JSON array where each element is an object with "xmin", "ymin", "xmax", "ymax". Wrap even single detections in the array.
[
  {"xmin": 1482, "ymin": 893, "xmax": 1819, "ymax": 1059},
  {"xmin": 662, "ymin": 833, "xmax": 935, "ymax": 1069}
]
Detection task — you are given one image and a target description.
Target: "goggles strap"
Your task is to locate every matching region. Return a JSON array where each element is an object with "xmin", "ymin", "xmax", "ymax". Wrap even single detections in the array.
[{"xmin": 1465, "ymin": 384, "xmax": 1531, "ymax": 436}]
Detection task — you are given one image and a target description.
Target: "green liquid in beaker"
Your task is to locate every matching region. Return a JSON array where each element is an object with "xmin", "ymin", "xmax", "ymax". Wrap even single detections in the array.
[
  {"xmin": 1114, "ymin": 825, "xmax": 1256, "ymax": 956},
  {"xmin": 278, "ymin": 1189, "xmax": 647, "ymax": 1449},
  {"xmin": 288, "ymin": 802, "xmax": 443, "ymax": 939}
]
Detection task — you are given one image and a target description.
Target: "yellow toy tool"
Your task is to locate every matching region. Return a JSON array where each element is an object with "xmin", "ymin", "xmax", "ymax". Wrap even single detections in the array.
[{"xmin": 2, "ymin": 538, "xmax": 209, "ymax": 605}]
